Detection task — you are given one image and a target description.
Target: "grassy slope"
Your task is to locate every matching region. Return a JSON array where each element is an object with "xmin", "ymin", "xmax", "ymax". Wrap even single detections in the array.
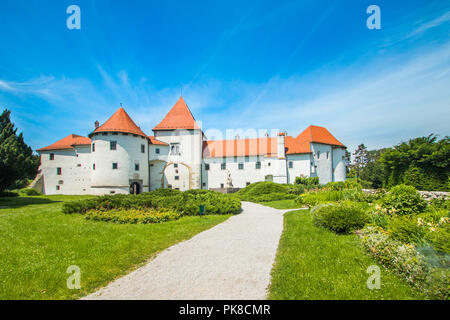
[
  {"xmin": 268, "ymin": 210, "xmax": 423, "ymax": 300},
  {"xmin": 259, "ymin": 199, "xmax": 301, "ymax": 209},
  {"xmin": 0, "ymin": 195, "xmax": 230, "ymax": 300}
]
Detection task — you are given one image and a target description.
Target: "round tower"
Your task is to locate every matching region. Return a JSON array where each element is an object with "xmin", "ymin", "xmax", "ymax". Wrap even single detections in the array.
[{"xmin": 89, "ymin": 107, "xmax": 149, "ymax": 195}]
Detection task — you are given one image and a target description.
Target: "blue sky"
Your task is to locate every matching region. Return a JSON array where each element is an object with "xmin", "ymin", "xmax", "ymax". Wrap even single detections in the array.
[{"xmin": 0, "ymin": 0, "xmax": 449, "ymax": 154}]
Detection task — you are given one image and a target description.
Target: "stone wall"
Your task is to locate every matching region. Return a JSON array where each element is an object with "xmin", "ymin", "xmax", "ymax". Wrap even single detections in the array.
[{"xmin": 363, "ymin": 189, "xmax": 449, "ymax": 200}]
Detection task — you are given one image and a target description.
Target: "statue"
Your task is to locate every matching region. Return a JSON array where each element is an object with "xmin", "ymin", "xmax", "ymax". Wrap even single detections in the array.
[{"xmin": 225, "ymin": 170, "xmax": 233, "ymax": 188}]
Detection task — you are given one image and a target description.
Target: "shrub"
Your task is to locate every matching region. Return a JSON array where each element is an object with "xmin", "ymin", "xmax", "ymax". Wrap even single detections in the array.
[
  {"xmin": 325, "ymin": 180, "xmax": 362, "ymax": 191},
  {"xmin": 380, "ymin": 184, "xmax": 427, "ymax": 216},
  {"xmin": 19, "ymin": 188, "xmax": 42, "ymax": 196},
  {"xmin": 236, "ymin": 181, "xmax": 293, "ymax": 202},
  {"xmin": 424, "ymin": 224, "xmax": 450, "ymax": 254},
  {"xmin": 388, "ymin": 215, "xmax": 425, "ymax": 244},
  {"xmin": 295, "ymin": 176, "xmax": 319, "ymax": 187},
  {"xmin": 360, "ymin": 226, "xmax": 449, "ymax": 300},
  {"xmin": 0, "ymin": 191, "xmax": 19, "ymax": 197},
  {"xmin": 296, "ymin": 190, "xmax": 344, "ymax": 207},
  {"xmin": 85, "ymin": 208, "xmax": 181, "ymax": 224},
  {"xmin": 310, "ymin": 202, "xmax": 369, "ymax": 234}
]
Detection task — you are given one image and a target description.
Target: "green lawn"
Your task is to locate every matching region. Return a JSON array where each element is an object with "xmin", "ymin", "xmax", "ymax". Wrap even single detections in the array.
[
  {"xmin": 268, "ymin": 210, "xmax": 424, "ymax": 300},
  {"xmin": 0, "ymin": 195, "xmax": 230, "ymax": 300},
  {"xmin": 258, "ymin": 199, "xmax": 302, "ymax": 209}
]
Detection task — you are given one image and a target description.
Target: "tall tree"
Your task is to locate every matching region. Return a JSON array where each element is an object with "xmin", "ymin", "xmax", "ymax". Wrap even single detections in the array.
[
  {"xmin": 0, "ymin": 109, "xmax": 39, "ymax": 191},
  {"xmin": 352, "ymin": 144, "xmax": 369, "ymax": 183}
]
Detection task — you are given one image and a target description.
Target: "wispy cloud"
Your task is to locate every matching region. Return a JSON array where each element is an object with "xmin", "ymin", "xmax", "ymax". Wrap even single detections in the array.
[{"xmin": 408, "ymin": 11, "xmax": 450, "ymax": 38}]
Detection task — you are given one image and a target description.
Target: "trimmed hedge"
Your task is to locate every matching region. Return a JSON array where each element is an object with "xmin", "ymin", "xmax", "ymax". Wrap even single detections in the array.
[
  {"xmin": 85, "ymin": 208, "xmax": 181, "ymax": 224},
  {"xmin": 62, "ymin": 189, "xmax": 241, "ymax": 216},
  {"xmin": 236, "ymin": 181, "xmax": 297, "ymax": 202}
]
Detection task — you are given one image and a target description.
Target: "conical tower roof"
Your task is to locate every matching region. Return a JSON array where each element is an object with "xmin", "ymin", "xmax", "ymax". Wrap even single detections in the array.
[
  {"xmin": 91, "ymin": 107, "xmax": 147, "ymax": 138},
  {"xmin": 153, "ymin": 97, "xmax": 200, "ymax": 130}
]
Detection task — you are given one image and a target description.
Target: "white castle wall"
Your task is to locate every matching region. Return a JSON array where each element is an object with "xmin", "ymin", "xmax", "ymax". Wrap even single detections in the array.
[
  {"xmin": 286, "ymin": 153, "xmax": 311, "ymax": 184},
  {"xmin": 90, "ymin": 132, "xmax": 149, "ymax": 195},
  {"xmin": 332, "ymin": 146, "xmax": 347, "ymax": 182},
  {"xmin": 39, "ymin": 146, "xmax": 91, "ymax": 195}
]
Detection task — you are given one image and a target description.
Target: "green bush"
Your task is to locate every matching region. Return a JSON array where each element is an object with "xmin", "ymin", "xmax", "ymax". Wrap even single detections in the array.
[
  {"xmin": 380, "ymin": 184, "xmax": 427, "ymax": 216},
  {"xmin": 296, "ymin": 190, "xmax": 344, "ymax": 207},
  {"xmin": 62, "ymin": 189, "xmax": 241, "ymax": 216},
  {"xmin": 294, "ymin": 176, "xmax": 319, "ymax": 187},
  {"xmin": 85, "ymin": 208, "xmax": 181, "ymax": 224},
  {"xmin": 310, "ymin": 202, "xmax": 369, "ymax": 234},
  {"xmin": 424, "ymin": 224, "xmax": 450, "ymax": 254},
  {"xmin": 19, "ymin": 188, "xmax": 42, "ymax": 196},
  {"xmin": 0, "ymin": 191, "xmax": 18, "ymax": 197},
  {"xmin": 325, "ymin": 180, "xmax": 362, "ymax": 191},
  {"xmin": 388, "ymin": 215, "xmax": 425, "ymax": 244},
  {"xmin": 235, "ymin": 181, "xmax": 294, "ymax": 202}
]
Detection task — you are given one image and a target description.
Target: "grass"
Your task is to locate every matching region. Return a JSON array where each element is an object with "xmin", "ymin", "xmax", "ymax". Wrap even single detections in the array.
[
  {"xmin": 0, "ymin": 195, "xmax": 230, "ymax": 300},
  {"xmin": 268, "ymin": 210, "xmax": 424, "ymax": 300},
  {"xmin": 259, "ymin": 199, "xmax": 302, "ymax": 209}
]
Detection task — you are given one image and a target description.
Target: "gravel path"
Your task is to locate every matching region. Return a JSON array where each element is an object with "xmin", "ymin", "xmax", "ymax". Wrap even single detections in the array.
[{"xmin": 83, "ymin": 202, "xmax": 292, "ymax": 300}]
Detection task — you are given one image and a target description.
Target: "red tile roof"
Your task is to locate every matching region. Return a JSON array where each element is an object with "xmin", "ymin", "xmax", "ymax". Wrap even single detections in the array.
[
  {"xmin": 37, "ymin": 134, "xmax": 91, "ymax": 152},
  {"xmin": 203, "ymin": 126, "xmax": 345, "ymax": 157},
  {"xmin": 91, "ymin": 107, "xmax": 148, "ymax": 138},
  {"xmin": 153, "ymin": 97, "xmax": 200, "ymax": 130},
  {"xmin": 149, "ymin": 136, "xmax": 169, "ymax": 146}
]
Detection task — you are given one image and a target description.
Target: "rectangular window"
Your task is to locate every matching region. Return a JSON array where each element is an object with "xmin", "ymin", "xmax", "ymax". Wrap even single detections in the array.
[
  {"xmin": 175, "ymin": 175, "xmax": 179, "ymax": 180},
  {"xmin": 202, "ymin": 182, "xmax": 206, "ymax": 187},
  {"xmin": 135, "ymin": 163, "xmax": 140, "ymax": 171},
  {"xmin": 50, "ymin": 153, "xmax": 54, "ymax": 160},
  {"xmin": 289, "ymin": 161, "xmax": 293, "ymax": 169},
  {"xmin": 205, "ymin": 163, "xmax": 210, "ymax": 171},
  {"xmin": 238, "ymin": 163, "xmax": 244, "ymax": 170},
  {"xmin": 102, "ymin": 132, "xmax": 108, "ymax": 136},
  {"xmin": 245, "ymin": 156, "xmax": 249, "ymax": 162},
  {"xmin": 170, "ymin": 143, "xmax": 180, "ymax": 155},
  {"xmin": 92, "ymin": 143, "xmax": 95, "ymax": 152},
  {"xmin": 56, "ymin": 167, "xmax": 62, "ymax": 175},
  {"xmin": 141, "ymin": 144, "xmax": 145, "ymax": 153},
  {"xmin": 174, "ymin": 163, "xmax": 178, "ymax": 168},
  {"xmin": 110, "ymin": 141, "xmax": 117, "ymax": 150},
  {"xmin": 256, "ymin": 161, "xmax": 261, "ymax": 169},
  {"xmin": 56, "ymin": 185, "xmax": 60, "ymax": 190},
  {"xmin": 155, "ymin": 148, "xmax": 160, "ymax": 154},
  {"xmin": 326, "ymin": 152, "xmax": 329, "ymax": 159},
  {"xmin": 220, "ymin": 183, "xmax": 224, "ymax": 188},
  {"xmin": 221, "ymin": 163, "xmax": 226, "ymax": 170},
  {"xmin": 93, "ymin": 163, "xmax": 95, "ymax": 170},
  {"xmin": 112, "ymin": 132, "xmax": 118, "ymax": 135},
  {"xmin": 112, "ymin": 163, "xmax": 118, "ymax": 170}
]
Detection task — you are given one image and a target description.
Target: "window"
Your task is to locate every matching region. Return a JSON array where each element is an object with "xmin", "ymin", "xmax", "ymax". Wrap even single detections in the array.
[
  {"xmin": 135, "ymin": 163, "xmax": 140, "ymax": 171},
  {"xmin": 255, "ymin": 161, "xmax": 261, "ymax": 169},
  {"xmin": 316, "ymin": 151, "xmax": 320, "ymax": 159},
  {"xmin": 155, "ymin": 148, "xmax": 160, "ymax": 154},
  {"xmin": 133, "ymin": 134, "xmax": 138, "ymax": 137},
  {"xmin": 174, "ymin": 163, "xmax": 178, "ymax": 168},
  {"xmin": 56, "ymin": 167, "xmax": 62, "ymax": 175},
  {"xmin": 110, "ymin": 141, "xmax": 117, "ymax": 150},
  {"xmin": 49, "ymin": 153, "xmax": 54, "ymax": 160},
  {"xmin": 268, "ymin": 162, "xmax": 271, "ymax": 167},
  {"xmin": 122, "ymin": 133, "xmax": 128, "ymax": 136},
  {"xmin": 76, "ymin": 164, "xmax": 81, "ymax": 167},
  {"xmin": 175, "ymin": 176, "xmax": 179, "ymax": 180},
  {"xmin": 112, "ymin": 132, "xmax": 118, "ymax": 135},
  {"xmin": 102, "ymin": 132, "xmax": 108, "ymax": 136},
  {"xmin": 238, "ymin": 163, "xmax": 244, "ymax": 170},
  {"xmin": 289, "ymin": 161, "xmax": 293, "ymax": 169},
  {"xmin": 141, "ymin": 144, "xmax": 145, "ymax": 153},
  {"xmin": 93, "ymin": 163, "xmax": 95, "ymax": 170},
  {"xmin": 234, "ymin": 156, "xmax": 237, "ymax": 162},
  {"xmin": 205, "ymin": 163, "xmax": 210, "ymax": 171},
  {"xmin": 221, "ymin": 163, "xmax": 226, "ymax": 170},
  {"xmin": 112, "ymin": 163, "xmax": 118, "ymax": 169},
  {"xmin": 56, "ymin": 185, "xmax": 60, "ymax": 190},
  {"xmin": 220, "ymin": 183, "xmax": 224, "ymax": 188},
  {"xmin": 170, "ymin": 143, "xmax": 180, "ymax": 155},
  {"xmin": 58, "ymin": 180, "xmax": 64, "ymax": 185},
  {"xmin": 246, "ymin": 182, "xmax": 251, "ymax": 186},
  {"xmin": 202, "ymin": 182, "xmax": 206, "ymax": 187},
  {"xmin": 326, "ymin": 152, "xmax": 329, "ymax": 159},
  {"xmin": 92, "ymin": 143, "xmax": 95, "ymax": 152},
  {"xmin": 245, "ymin": 156, "xmax": 249, "ymax": 162}
]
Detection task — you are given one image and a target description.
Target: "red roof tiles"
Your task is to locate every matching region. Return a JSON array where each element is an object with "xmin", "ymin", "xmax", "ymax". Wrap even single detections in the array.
[
  {"xmin": 91, "ymin": 107, "xmax": 148, "ymax": 138},
  {"xmin": 149, "ymin": 136, "xmax": 169, "ymax": 146},
  {"xmin": 153, "ymin": 97, "xmax": 200, "ymax": 130},
  {"xmin": 37, "ymin": 134, "xmax": 91, "ymax": 152}
]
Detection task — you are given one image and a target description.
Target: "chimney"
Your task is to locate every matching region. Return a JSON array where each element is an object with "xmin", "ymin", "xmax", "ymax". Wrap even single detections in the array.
[
  {"xmin": 94, "ymin": 121, "xmax": 99, "ymax": 129},
  {"xmin": 277, "ymin": 131, "xmax": 286, "ymax": 159}
]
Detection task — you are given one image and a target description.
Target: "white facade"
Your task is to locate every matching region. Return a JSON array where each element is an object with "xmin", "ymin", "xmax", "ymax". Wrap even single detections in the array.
[{"xmin": 35, "ymin": 101, "xmax": 346, "ymax": 195}]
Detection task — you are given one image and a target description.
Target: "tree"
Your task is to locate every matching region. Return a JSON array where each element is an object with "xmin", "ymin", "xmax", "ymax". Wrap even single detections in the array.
[
  {"xmin": 0, "ymin": 109, "xmax": 39, "ymax": 191},
  {"xmin": 352, "ymin": 144, "xmax": 369, "ymax": 183}
]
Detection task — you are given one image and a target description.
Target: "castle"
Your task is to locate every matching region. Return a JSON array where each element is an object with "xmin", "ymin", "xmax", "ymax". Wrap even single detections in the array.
[{"xmin": 33, "ymin": 97, "xmax": 347, "ymax": 195}]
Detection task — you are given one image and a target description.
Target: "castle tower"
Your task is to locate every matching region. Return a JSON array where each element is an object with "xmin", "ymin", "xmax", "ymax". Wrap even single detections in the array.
[
  {"xmin": 151, "ymin": 97, "xmax": 203, "ymax": 190},
  {"xmin": 89, "ymin": 107, "xmax": 149, "ymax": 195}
]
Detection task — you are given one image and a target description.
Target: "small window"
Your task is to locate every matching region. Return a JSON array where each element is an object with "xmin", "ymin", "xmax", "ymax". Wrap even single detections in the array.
[
  {"xmin": 92, "ymin": 143, "xmax": 95, "ymax": 152},
  {"xmin": 93, "ymin": 163, "xmax": 95, "ymax": 170},
  {"xmin": 220, "ymin": 183, "xmax": 224, "ymax": 188},
  {"xmin": 170, "ymin": 143, "xmax": 180, "ymax": 155},
  {"xmin": 175, "ymin": 169, "xmax": 179, "ymax": 174},
  {"xmin": 56, "ymin": 185, "xmax": 60, "ymax": 190},
  {"xmin": 221, "ymin": 163, "xmax": 226, "ymax": 170},
  {"xmin": 256, "ymin": 161, "xmax": 261, "ymax": 169},
  {"xmin": 326, "ymin": 152, "xmax": 329, "ymax": 159},
  {"xmin": 316, "ymin": 151, "xmax": 320, "ymax": 159},
  {"xmin": 155, "ymin": 148, "xmax": 160, "ymax": 154},
  {"xmin": 135, "ymin": 163, "xmax": 140, "ymax": 171},
  {"xmin": 102, "ymin": 132, "xmax": 108, "ymax": 136},
  {"xmin": 77, "ymin": 164, "xmax": 81, "ymax": 167},
  {"xmin": 56, "ymin": 167, "xmax": 62, "ymax": 175},
  {"xmin": 175, "ymin": 176, "xmax": 179, "ymax": 180},
  {"xmin": 174, "ymin": 163, "xmax": 178, "ymax": 168},
  {"xmin": 112, "ymin": 163, "xmax": 118, "ymax": 169},
  {"xmin": 49, "ymin": 153, "xmax": 54, "ymax": 160},
  {"xmin": 289, "ymin": 161, "xmax": 293, "ymax": 169},
  {"xmin": 268, "ymin": 162, "xmax": 271, "ymax": 167},
  {"xmin": 133, "ymin": 134, "xmax": 138, "ymax": 137},
  {"xmin": 110, "ymin": 141, "xmax": 117, "ymax": 150},
  {"xmin": 122, "ymin": 133, "xmax": 128, "ymax": 136},
  {"xmin": 205, "ymin": 163, "xmax": 210, "ymax": 171},
  {"xmin": 238, "ymin": 163, "xmax": 244, "ymax": 170},
  {"xmin": 58, "ymin": 180, "xmax": 64, "ymax": 185},
  {"xmin": 141, "ymin": 144, "xmax": 145, "ymax": 153},
  {"xmin": 112, "ymin": 132, "xmax": 118, "ymax": 135},
  {"xmin": 202, "ymin": 182, "xmax": 206, "ymax": 187},
  {"xmin": 246, "ymin": 182, "xmax": 251, "ymax": 186}
]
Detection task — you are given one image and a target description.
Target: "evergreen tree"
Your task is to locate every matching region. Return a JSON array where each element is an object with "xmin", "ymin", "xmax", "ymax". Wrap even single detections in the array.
[
  {"xmin": 352, "ymin": 144, "xmax": 369, "ymax": 183},
  {"xmin": 0, "ymin": 109, "xmax": 39, "ymax": 191}
]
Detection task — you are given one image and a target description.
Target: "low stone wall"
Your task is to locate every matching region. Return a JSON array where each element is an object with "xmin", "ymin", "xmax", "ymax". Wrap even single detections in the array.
[{"xmin": 363, "ymin": 189, "xmax": 449, "ymax": 200}]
